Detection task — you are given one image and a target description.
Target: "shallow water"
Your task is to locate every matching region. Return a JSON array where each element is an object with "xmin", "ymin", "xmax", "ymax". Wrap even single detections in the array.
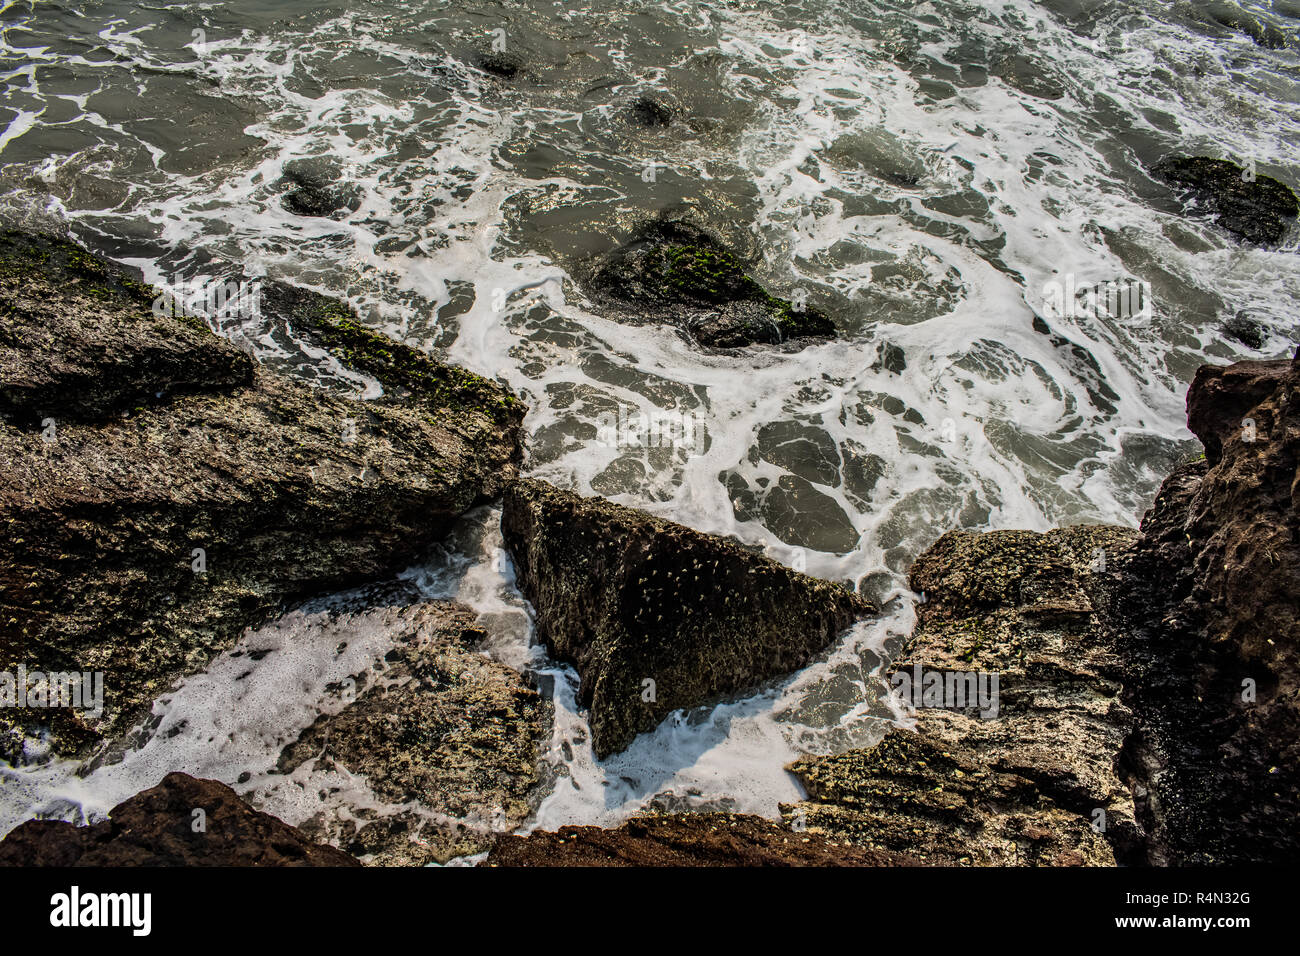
[{"xmin": 1, "ymin": 0, "xmax": 1297, "ymax": 847}]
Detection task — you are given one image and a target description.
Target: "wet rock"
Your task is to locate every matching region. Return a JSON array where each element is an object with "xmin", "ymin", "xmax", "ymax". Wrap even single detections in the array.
[
  {"xmin": 782, "ymin": 525, "xmax": 1143, "ymax": 866},
  {"xmin": 473, "ymin": 51, "xmax": 524, "ymax": 79},
  {"xmin": 0, "ymin": 772, "xmax": 359, "ymax": 866},
  {"xmin": 627, "ymin": 94, "xmax": 675, "ymax": 128},
  {"xmin": 1152, "ymin": 156, "xmax": 1298, "ymax": 245},
  {"xmin": 278, "ymin": 160, "xmax": 360, "ymax": 219},
  {"xmin": 0, "ymin": 231, "xmax": 251, "ymax": 427},
  {"xmin": 1222, "ymin": 313, "xmax": 1266, "ymax": 350},
  {"xmin": 1183, "ymin": 354, "xmax": 1291, "ymax": 464},
  {"xmin": 1116, "ymin": 349, "xmax": 1300, "ymax": 864},
  {"xmin": 0, "ymin": 230, "xmax": 525, "ymax": 757},
  {"xmin": 580, "ymin": 215, "xmax": 835, "ymax": 349},
  {"xmin": 501, "ymin": 478, "xmax": 874, "ymax": 758},
  {"xmin": 482, "ymin": 812, "xmax": 916, "ymax": 866},
  {"xmin": 277, "ymin": 601, "xmax": 551, "ymax": 865}
]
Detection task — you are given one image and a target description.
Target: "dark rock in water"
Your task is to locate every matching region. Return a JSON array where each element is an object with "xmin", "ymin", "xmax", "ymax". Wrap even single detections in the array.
[
  {"xmin": 1221, "ymin": 313, "xmax": 1266, "ymax": 350},
  {"xmin": 1152, "ymin": 156, "xmax": 1298, "ymax": 245},
  {"xmin": 1116, "ymin": 349, "xmax": 1300, "ymax": 864},
  {"xmin": 501, "ymin": 478, "xmax": 874, "ymax": 758},
  {"xmin": 0, "ymin": 230, "xmax": 525, "ymax": 758},
  {"xmin": 0, "ymin": 773, "xmax": 359, "ymax": 866},
  {"xmin": 627, "ymin": 94, "xmax": 675, "ymax": 127},
  {"xmin": 581, "ymin": 216, "xmax": 835, "ymax": 349},
  {"xmin": 277, "ymin": 601, "xmax": 551, "ymax": 865},
  {"xmin": 278, "ymin": 160, "xmax": 360, "ymax": 219},
  {"xmin": 482, "ymin": 812, "xmax": 917, "ymax": 866},
  {"xmin": 783, "ymin": 525, "xmax": 1142, "ymax": 866},
  {"xmin": 473, "ymin": 51, "xmax": 524, "ymax": 79},
  {"xmin": 874, "ymin": 341, "xmax": 906, "ymax": 374}
]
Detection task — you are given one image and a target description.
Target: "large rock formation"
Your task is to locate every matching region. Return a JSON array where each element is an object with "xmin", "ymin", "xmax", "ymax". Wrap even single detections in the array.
[
  {"xmin": 579, "ymin": 215, "xmax": 836, "ymax": 349},
  {"xmin": 782, "ymin": 525, "xmax": 1141, "ymax": 865},
  {"xmin": 483, "ymin": 812, "xmax": 915, "ymax": 866},
  {"xmin": 0, "ymin": 772, "xmax": 358, "ymax": 866},
  {"xmin": 1115, "ymin": 350, "xmax": 1300, "ymax": 864},
  {"xmin": 776, "ymin": 350, "xmax": 1300, "ymax": 866},
  {"xmin": 501, "ymin": 478, "xmax": 874, "ymax": 757},
  {"xmin": 277, "ymin": 601, "xmax": 551, "ymax": 865},
  {"xmin": 0, "ymin": 229, "xmax": 524, "ymax": 758}
]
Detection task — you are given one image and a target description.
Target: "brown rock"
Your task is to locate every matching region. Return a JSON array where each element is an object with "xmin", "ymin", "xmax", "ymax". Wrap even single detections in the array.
[
  {"xmin": 1117, "ymin": 348, "xmax": 1300, "ymax": 864},
  {"xmin": 482, "ymin": 812, "xmax": 915, "ymax": 866},
  {"xmin": 0, "ymin": 772, "xmax": 359, "ymax": 866}
]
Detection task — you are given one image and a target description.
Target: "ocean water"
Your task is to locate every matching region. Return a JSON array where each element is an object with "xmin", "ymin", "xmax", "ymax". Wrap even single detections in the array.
[{"xmin": 1, "ymin": 0, "xmax": 1297, "ymax": 852}]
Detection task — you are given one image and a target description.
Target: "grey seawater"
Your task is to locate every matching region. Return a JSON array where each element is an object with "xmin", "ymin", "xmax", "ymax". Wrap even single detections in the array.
[{"xmin": 1, "ymin": 0, "xmax": 1297, "ymax": 842}]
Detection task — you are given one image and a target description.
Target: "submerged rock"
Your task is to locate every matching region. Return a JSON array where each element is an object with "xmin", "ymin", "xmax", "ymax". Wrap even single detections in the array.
[
  {"xmin": 278, "ymin": 160, "xmax": 360, "ymax": 219},
  {"xmin": 473, "ymin": 51, "xmax": 524, "ymax": 79},
  {"xmin": 0, "ymin": 230, "xmax": 524, "ymax": 758},
  {"xmin": 1116, "ymin": 349, "xmax": 1300, "ymax": 864},
  {"xmin": 277, "ymin": 601, "xmax": 551, "ymax": 865},
  {"xmin": 0, "ymin": 773, "xmax": 359, "ymax": 866},
  {"xmin": 482, "ymin": 812, "xmax": 916, "ymax": 866},
  {"xmin": 1152, "ymin": 156, "xmax": 1298, "ymax": 245},
  {"xmin": 581, "ymin": 216, "xmax": 835, "ymax": 349},
  {"xmin": 627, "ymin": 93, "xmax": 676, "ymax": 128},
  {"xmin": 501, "ymin": 478, "xmax": 873, "ymax": 758},
  {"xmin": 1222, "ymin": 313, "xmax": 1266, "ymax": 350},
  {"xmin": 782, "ymin": 525, "xmax": 1142, "ymax": 866}
]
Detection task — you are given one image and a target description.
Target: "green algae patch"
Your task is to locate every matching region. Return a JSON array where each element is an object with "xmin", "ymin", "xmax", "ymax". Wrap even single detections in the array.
[{"xmin": 584, "ymin": 217, "xmax": 836, "ymax": 348}]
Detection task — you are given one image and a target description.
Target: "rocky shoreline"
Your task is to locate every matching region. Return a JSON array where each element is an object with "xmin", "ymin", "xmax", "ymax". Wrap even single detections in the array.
[{"xmin": 1, "ymin": 228, "xmax": 1296, "ymax": 866}]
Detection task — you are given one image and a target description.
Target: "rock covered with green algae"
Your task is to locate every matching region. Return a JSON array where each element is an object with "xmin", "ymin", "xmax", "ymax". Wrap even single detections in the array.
[
  {"xmin": 582, "ymin": 215, "xmax": 836, "ymax": 349},
  {"xmin": 0, "ymin": 230, "xmax": 252, "ymax": 425},
  {"xmin": 277, "ymin": 601, "xmax": 551, "ymax": 866},
  {"xmin": 0, "ymin": 229, "xmax": 525, "ymax": 759},
  {"xmin": 782, "ymin": 524, "xmax": 1143, "ymax": 866},
  {"xmin": 501, "ymin": 477, "xmax": 874, "ymax": 758}
]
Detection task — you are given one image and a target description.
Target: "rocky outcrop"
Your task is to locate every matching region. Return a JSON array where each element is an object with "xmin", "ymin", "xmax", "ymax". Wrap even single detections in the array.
[
  {"xmin": 501, "ymin": 478, "xmax": 873, "ymax": 758},
  {"xmin": 1152, "ymin": 156, "xmax": 1298, "ymax": 245},
  {"xmin": 579, "ymin": 215, "xmax": 836, "ymax": 349},
  {"xmin": 782, "ymin": 525, "xmax": 1141, "ymax": 865},
  {"xmin": 0, "ymin": 772, "xmax": 359, "ymax": 866},
  {"xmin": 0, "ymin": 229, "xmax": 524, "ymax": 758},
  {"xmin": 483, "ymin": 812, "xmax": 915, "ymax": 866},
  {"xmin": 1115, "ymin": 349, "xmax": 1300, "ymax": 864},
  {"xmin": 775, "ymin": 350, "xmax": 1300, "ymax": 867},
  {"xmin": 277, "ymin": 601, "xmax": 551, "ymax": 865}
]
